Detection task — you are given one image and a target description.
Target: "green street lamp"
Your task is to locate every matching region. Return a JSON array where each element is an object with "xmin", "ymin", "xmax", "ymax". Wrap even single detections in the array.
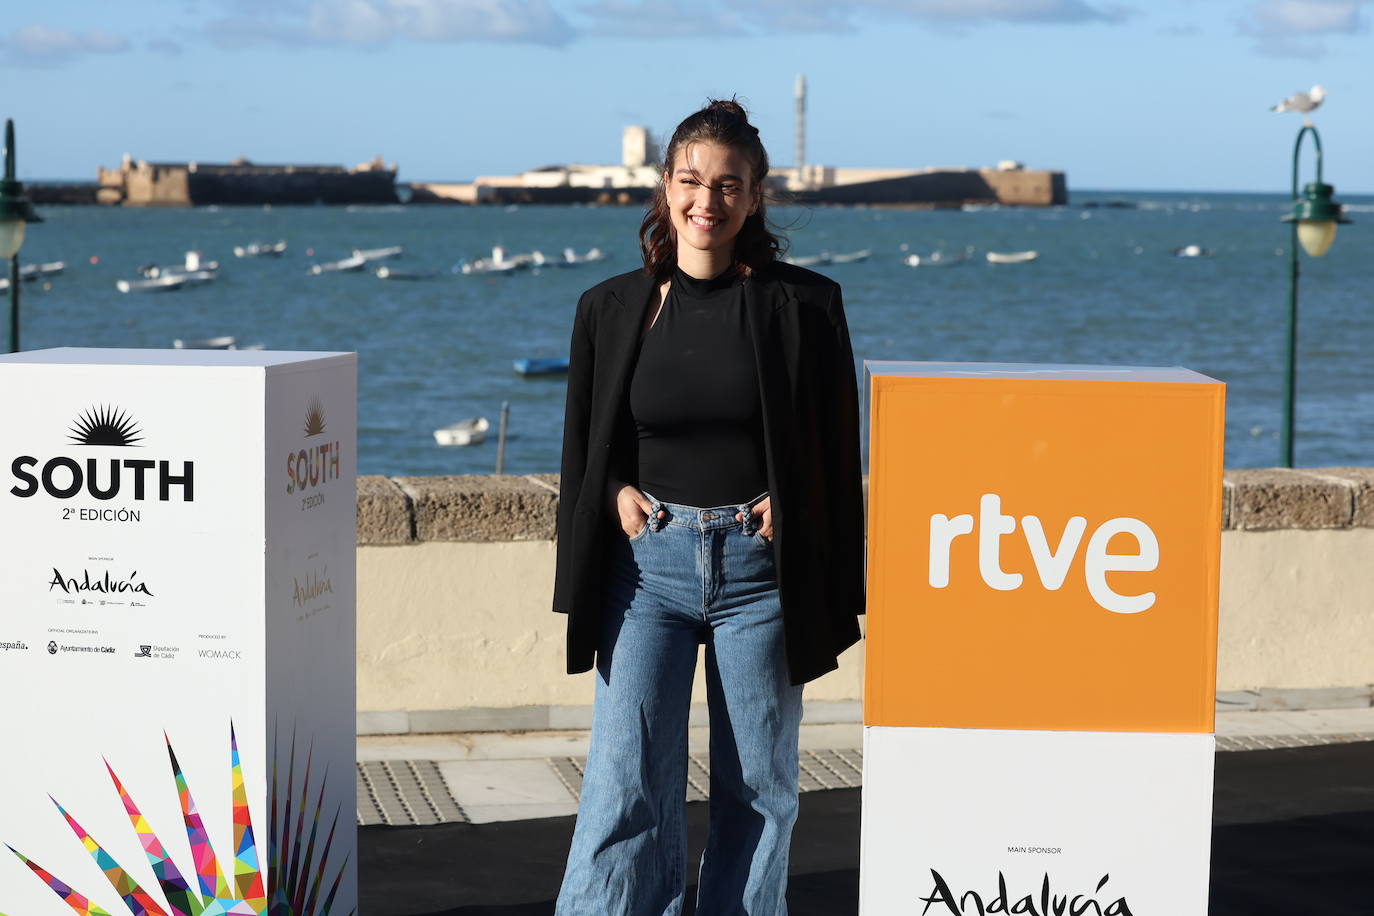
[
  {"xmin": 1278, "ymin": 126, "xmax": 1349, "ymax": 468},
  {"xmin": 0, "ymin": 118, "xmax": 43, "ymax": 353}
]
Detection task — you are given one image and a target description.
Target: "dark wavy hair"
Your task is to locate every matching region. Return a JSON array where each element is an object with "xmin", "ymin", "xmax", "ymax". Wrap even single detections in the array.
[{"xmin": 639, "ymin": 98, "xmax": 786, "ymax": 281}]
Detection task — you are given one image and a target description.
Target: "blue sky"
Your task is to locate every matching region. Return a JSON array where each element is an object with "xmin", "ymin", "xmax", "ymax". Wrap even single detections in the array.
[{"xmin": 2, "ymin": 0, "xmax": 1371, "ymax": 192}]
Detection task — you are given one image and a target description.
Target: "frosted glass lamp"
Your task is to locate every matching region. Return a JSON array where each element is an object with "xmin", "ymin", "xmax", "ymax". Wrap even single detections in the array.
[
  {"xmin": 0, "ymin": 218, "xmax": 24, "ymax": 260},
  {"xmin": 1283, "ymin": 182, "xmax": 1349, "ymax": 258}
]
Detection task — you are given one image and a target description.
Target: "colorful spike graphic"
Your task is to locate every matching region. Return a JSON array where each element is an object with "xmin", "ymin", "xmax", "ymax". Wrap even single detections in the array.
[{"xmin": 5, "ymin": 724, "xmax": 351, "ymax": 916}]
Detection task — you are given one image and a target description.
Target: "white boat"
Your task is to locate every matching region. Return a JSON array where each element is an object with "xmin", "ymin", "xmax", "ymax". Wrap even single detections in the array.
[
  {"xmin": 433, "ymin": 417, "xmax": 490, "ymax": 447},
  {"xmin": 309, "ymin": 254, "xmax": 367, "ymax": 275},
  {"xmin": 354, "ymin": 246, "xmax": 404, "ymax": 261},
  {"xmin": 784, "ymin": 253, "xmax": 831, "ymax": 267},
  {"xmin": 1171, "ymin": 244, "xmax": 1215, "ymax": 258},
  {"xmin": 904, "ymin": 250, "xmax": 969, "ymax": 268},
  {"xmin": 829, "ymin": 249, "xmax": 871, "ymax": 264},
  {"xmin": 18, "ymin": 261, "xmax": 65, "ymax": 281},
  {"xmin": 561, "ymin": 247, "xmax": 608, "ymax": 265},
  {"xmin": 986, "ymin": 250, "xmax": 1039, "ymax": 264},
  {"xmin": 233, "ymin": 241, "xmax": 287, "ymax": 258},
  {"xmin": 459, "ymin": 246, "xmax": 530, "ymax": 276},
  {"xmin": 117, "ymin": 276, "xmax": 186, "ymax": 293},
  {"xmin": 174, "ymin": 336, "xmax": 237, "ymax": 349},
  {"xmin": 375, "ymin": 266, "xmax": 437, "ymax": 281}
]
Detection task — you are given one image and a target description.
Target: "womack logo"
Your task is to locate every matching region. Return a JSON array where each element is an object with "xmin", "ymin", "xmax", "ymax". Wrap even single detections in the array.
[
  {"xmin": 48, "ymin": 568, "xmax": 154, "ymax": 597},
  {"xmin": 287, "ymin": 397, "xmax": 343, "ymax": 495},
  {"xmin": 11, "ymin": 406, "xmax": 194, "ymax": 502},
  {"xmin": 928, "ymin": 494, "xmax": 1159, "ymax": 614},
  {"xmin": 920, "ymin": 870, "xmax": 1133, "ymax": 916}
]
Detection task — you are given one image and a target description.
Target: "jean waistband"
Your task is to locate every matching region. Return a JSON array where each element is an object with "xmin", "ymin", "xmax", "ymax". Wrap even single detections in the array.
[{"xmin": 641, "ymin": 491, "xmax": 768, "ymax": 534}]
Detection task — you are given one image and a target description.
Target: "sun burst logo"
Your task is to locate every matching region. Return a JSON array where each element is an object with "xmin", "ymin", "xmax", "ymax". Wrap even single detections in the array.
[
  {"xmin": 302, "ymin": 400, "xmax": 326, "ymax": 438},
  {"xmin": 69, "ymin": 406, "xmax": 143, "ymax": 447}
]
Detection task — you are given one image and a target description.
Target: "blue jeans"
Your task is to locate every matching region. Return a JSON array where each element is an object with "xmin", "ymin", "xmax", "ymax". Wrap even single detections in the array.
[{"xmin": 555, "ymin": 494, "xmax": 803, "ymax": 916}]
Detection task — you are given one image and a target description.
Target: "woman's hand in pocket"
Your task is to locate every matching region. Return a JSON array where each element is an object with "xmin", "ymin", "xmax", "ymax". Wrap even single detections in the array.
[
  {"xmin": 608, "ymin": 479, "xmax": 662, "ymax": 538},
  {"xmin": 737, "ymin": 496, "xmax": 773, "ymax": 540}
]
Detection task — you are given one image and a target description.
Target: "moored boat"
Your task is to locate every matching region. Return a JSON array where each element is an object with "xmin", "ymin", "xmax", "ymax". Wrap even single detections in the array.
[
  {"xmin": 513, "ymin": 357, "xmax": 570, "ymax": 376},
  {"xmin": 986, "ymin": 250, "xmax": 1039, "ymax": 264},
  {"xmin": 433, "ymin": 417, "xmax": 490, "ymax": 447},
  {"xmin": 234, "ymin": 241, "xmax": 287, "ymax": 258},
  {"xmin": 355, "ymin": 246, "xmax": 404, "ymax": 261},
  {"xmin": 117, "ymin": 276, "xmax": 186, "ymax": 293},
  {"xmin": 309, "ymin": 254, "xmax": 367, "ymax": 275}
]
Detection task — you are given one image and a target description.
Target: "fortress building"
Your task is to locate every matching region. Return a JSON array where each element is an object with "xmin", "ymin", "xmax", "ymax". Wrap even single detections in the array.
[{"xmin": 97, "ymin": 154, "xmax": 398, "ymax": 206}]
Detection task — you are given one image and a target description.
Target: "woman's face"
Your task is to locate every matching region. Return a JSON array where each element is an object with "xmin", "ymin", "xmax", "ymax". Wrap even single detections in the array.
[{"xmin": 664, "ymin": 141, "xmax": 759, "ymax": 261}]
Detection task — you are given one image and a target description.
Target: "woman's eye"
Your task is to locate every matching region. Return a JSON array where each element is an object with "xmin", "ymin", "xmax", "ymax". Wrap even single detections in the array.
[{"xmin": 720, "ymin": 185, "xmax": 739, "ymax": 193}]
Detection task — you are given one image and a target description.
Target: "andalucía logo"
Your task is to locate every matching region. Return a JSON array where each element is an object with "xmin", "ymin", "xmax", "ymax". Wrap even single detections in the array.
[
  {"xmin": 10, "ymin": 406, "xmax": 195, "ymax": 502},
  {"xmin": 293, "ymin": 566, "xmax": 334, "ymax": 607},
  {"xmin": 919, "ymin": 870, "xmax": 1134, "ymax": 916},
  {"xmin": 287, "ymin": 396, "xmax": 343, "ymax": 495},
  {"xmin": 48, "ymin": 568, "xmax": 154, "ymax": 597}
]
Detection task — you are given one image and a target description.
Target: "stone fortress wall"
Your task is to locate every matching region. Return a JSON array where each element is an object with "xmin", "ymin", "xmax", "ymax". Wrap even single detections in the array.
[{"xmin": 353, "ymin": 469, "xmax": 1374, "ymax": 734}]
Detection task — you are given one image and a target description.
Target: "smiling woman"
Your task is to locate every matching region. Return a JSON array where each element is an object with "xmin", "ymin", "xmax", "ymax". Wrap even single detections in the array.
[{"xmin": 552, "ymin": 98, "xmax": 866, "ymax": 916}]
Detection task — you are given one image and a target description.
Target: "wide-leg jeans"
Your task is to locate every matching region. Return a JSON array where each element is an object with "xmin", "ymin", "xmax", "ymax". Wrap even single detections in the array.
[{"xmin": 555, "ymin": 495, "xmax": 803, "ymax": 916}]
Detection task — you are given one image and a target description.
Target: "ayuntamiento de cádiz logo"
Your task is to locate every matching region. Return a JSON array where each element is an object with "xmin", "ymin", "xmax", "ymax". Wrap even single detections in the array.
[{"xmin": 10, "ymin": 406, "xmax": 194, "ymax": 503}]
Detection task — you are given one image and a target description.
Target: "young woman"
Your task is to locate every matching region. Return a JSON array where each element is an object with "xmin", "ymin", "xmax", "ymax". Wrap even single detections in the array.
[{"xmin": 553, "ymin": 99, "xmax": 865, "ymax": 915}]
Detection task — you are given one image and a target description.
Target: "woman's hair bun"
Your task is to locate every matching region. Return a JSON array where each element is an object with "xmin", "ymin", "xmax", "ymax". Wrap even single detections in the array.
[{"xmin": 706, "ymin": 97, "xmax": 749, "ymax": 121}]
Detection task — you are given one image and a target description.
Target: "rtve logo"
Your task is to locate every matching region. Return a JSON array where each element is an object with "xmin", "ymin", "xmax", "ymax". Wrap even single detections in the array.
[{"xmin": 928, "ymin": 494, "xmax": 1159, "ymax": 614}]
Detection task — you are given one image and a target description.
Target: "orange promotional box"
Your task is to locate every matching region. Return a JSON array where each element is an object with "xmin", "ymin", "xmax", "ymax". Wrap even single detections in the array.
[{"xmin": 864, "ymin": 362, "xmax": 1225, "ymax": 734}]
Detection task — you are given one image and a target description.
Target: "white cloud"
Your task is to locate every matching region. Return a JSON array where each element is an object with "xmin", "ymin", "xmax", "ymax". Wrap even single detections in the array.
[
  {"xmin": 1237, "ymin": 0, "xmax": 1367, "ymax": 58},
  {"xmin": 207, "ymin": 0, "xmax": 574, "ymax": 46},
  {"xmin": 578, "ymin": 0, "xmax": 1134, "ymax": 36},
  {"xmin": 1250, "ymin": 0, "xmax": 1362, "ymax": 33},
  {"xmin": 1, "ymin": 25, "xmax": 131, "ymax": 66}
]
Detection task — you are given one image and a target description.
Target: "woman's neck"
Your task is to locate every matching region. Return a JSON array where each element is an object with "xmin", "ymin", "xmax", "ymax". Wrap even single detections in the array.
[{"xmin": 676, "ymin": 246, "xmax": 732, "ymax": 280}]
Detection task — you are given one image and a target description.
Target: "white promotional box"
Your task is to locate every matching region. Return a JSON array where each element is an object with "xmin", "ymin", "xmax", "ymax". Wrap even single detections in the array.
[
  {"xmin": 861, "ymin": 727, "xmax": 1215, "ymax": 915},
  {"xmin": 862, "ymin": 362, "xmax": 1225, "ymax": 916},
  {"xmin": 0, "ymin": 349, "xmax": 357, "ymax": 916}
]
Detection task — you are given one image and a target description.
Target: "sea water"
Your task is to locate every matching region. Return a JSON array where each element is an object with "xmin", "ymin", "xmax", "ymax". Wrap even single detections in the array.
[{"xmin": 14, "ymin": 192, "xmax": 1373, "ymax": 475}]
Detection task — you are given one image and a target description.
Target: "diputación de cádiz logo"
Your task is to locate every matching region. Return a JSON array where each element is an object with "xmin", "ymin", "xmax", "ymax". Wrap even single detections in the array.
[
  {"xmin": 11, "ymin": 406, "xmax": 194, "ymax": 504},
  {"xmin": 69, "ymin": 405, "xmax": 144, "ymax": 447},
  {"xmin": 4, "ymin": 723, "xmax": 353, "ymax": 916},
  {"xmin": 288, "ymin": 398, "xmax": 342, "ymax": 500}
]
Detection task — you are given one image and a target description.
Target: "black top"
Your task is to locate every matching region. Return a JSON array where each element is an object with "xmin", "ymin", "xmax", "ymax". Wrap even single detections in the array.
[{"xmin": 629, "ymin": 266, "xmax": 768, "ymax": 507}]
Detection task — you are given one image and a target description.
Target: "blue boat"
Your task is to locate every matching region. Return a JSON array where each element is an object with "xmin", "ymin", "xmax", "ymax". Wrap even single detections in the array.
[{"xmin": 513, "ymin": 357, "xmax": 570, "ymax": 377}]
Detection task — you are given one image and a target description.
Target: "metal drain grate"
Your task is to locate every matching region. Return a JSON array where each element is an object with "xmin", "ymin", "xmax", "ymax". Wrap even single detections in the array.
[
  {"xmin": 546, "ymin": 734, "xmax": 1374, "ymax": 803},
  {"xmin": 1215, "ymin": 732, "xmax": 1374, "ymax": 752},
  {"xmin": 357, "ymin": 760, "xmax": 467, "ymax": 826}
]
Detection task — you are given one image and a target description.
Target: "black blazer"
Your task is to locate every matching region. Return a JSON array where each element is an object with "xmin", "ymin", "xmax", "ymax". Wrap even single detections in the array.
[{"xmin": 554, "ymin": 261, "xmax": 865, "ymax": 685}]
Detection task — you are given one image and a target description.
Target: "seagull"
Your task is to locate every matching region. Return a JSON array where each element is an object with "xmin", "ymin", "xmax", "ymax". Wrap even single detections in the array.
[{"xmin": 1271, "ymin": 85, "xmax": 1326, "ymax": 126}]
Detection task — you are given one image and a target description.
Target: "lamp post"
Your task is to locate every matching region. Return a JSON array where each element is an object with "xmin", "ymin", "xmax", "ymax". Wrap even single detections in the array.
[
  {"xmin": 0, "ymin": 118, "xmax": 42, "ymax": 354},
  {"xmin": 1279, "ymin": 126, "xmax": 1349, "ymax": 468}
]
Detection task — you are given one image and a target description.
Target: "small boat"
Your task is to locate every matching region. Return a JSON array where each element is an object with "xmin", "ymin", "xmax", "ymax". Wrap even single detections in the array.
[
  {"xmin": 829, "ymin": 249, "xmax": 871, "ymax": 264},
  {"xmin": 561, "ymin": 247, "xmax": 608, "ymax": 265},
  {"xmin": 784, "ymin": 253, "xmax": 831, "ymax": 267},
  {"xmin": 459, "ymin": 246, "xmax": 530, "ymax": 276},
  {"xmin": 904, "ymin": 250, "xmax": 969, "ymax": 268},
  {"xmin": 986, "ymin": 250, "xmax": 1039, "ymax": 264},
  {"xmin": 1171, "ymin": 244, "xmax": 1215, "ymax": 258},
  {"xmin": 433, "ymin": 417, "xmax": 490, "ymax": 447},
  {"xmin": 309, "ymin": 254, "xmax": 367, "ymax": 275},
  {"xmin": 375, "ymin": 266, "xmax": 437, "ymax": 280},
  {"xmin": 233, "ymin": 241, "xmax": 287, "ymax": 258},
  {"xmin": 18, "ymin": 261, "xmax": 65, "ymax": 281},
  {"xmin": 117, "ymin": 276, "xmax": 186, "ymax": 293},
  {"xmin": 513, "ymin": 357, "xmax": 570, "ymax": 376},
  {"xmin": 174, "ymin": 336, "xmax": 237, "ymax": 350},
  {"xmin": 354, "ymin": 246, "xmax": 404, "ymax": 261}
]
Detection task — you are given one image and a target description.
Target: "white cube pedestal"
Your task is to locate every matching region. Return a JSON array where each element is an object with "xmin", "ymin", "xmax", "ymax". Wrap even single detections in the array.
[{"xmin": 0, "ymin": 349, "xmax": 357, "ymax": 916}]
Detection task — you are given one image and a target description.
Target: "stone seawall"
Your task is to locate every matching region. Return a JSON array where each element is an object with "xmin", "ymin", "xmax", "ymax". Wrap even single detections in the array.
[{"xmin": 354, "ymin": 470, "xmax": 1374, "ymax": 734}]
